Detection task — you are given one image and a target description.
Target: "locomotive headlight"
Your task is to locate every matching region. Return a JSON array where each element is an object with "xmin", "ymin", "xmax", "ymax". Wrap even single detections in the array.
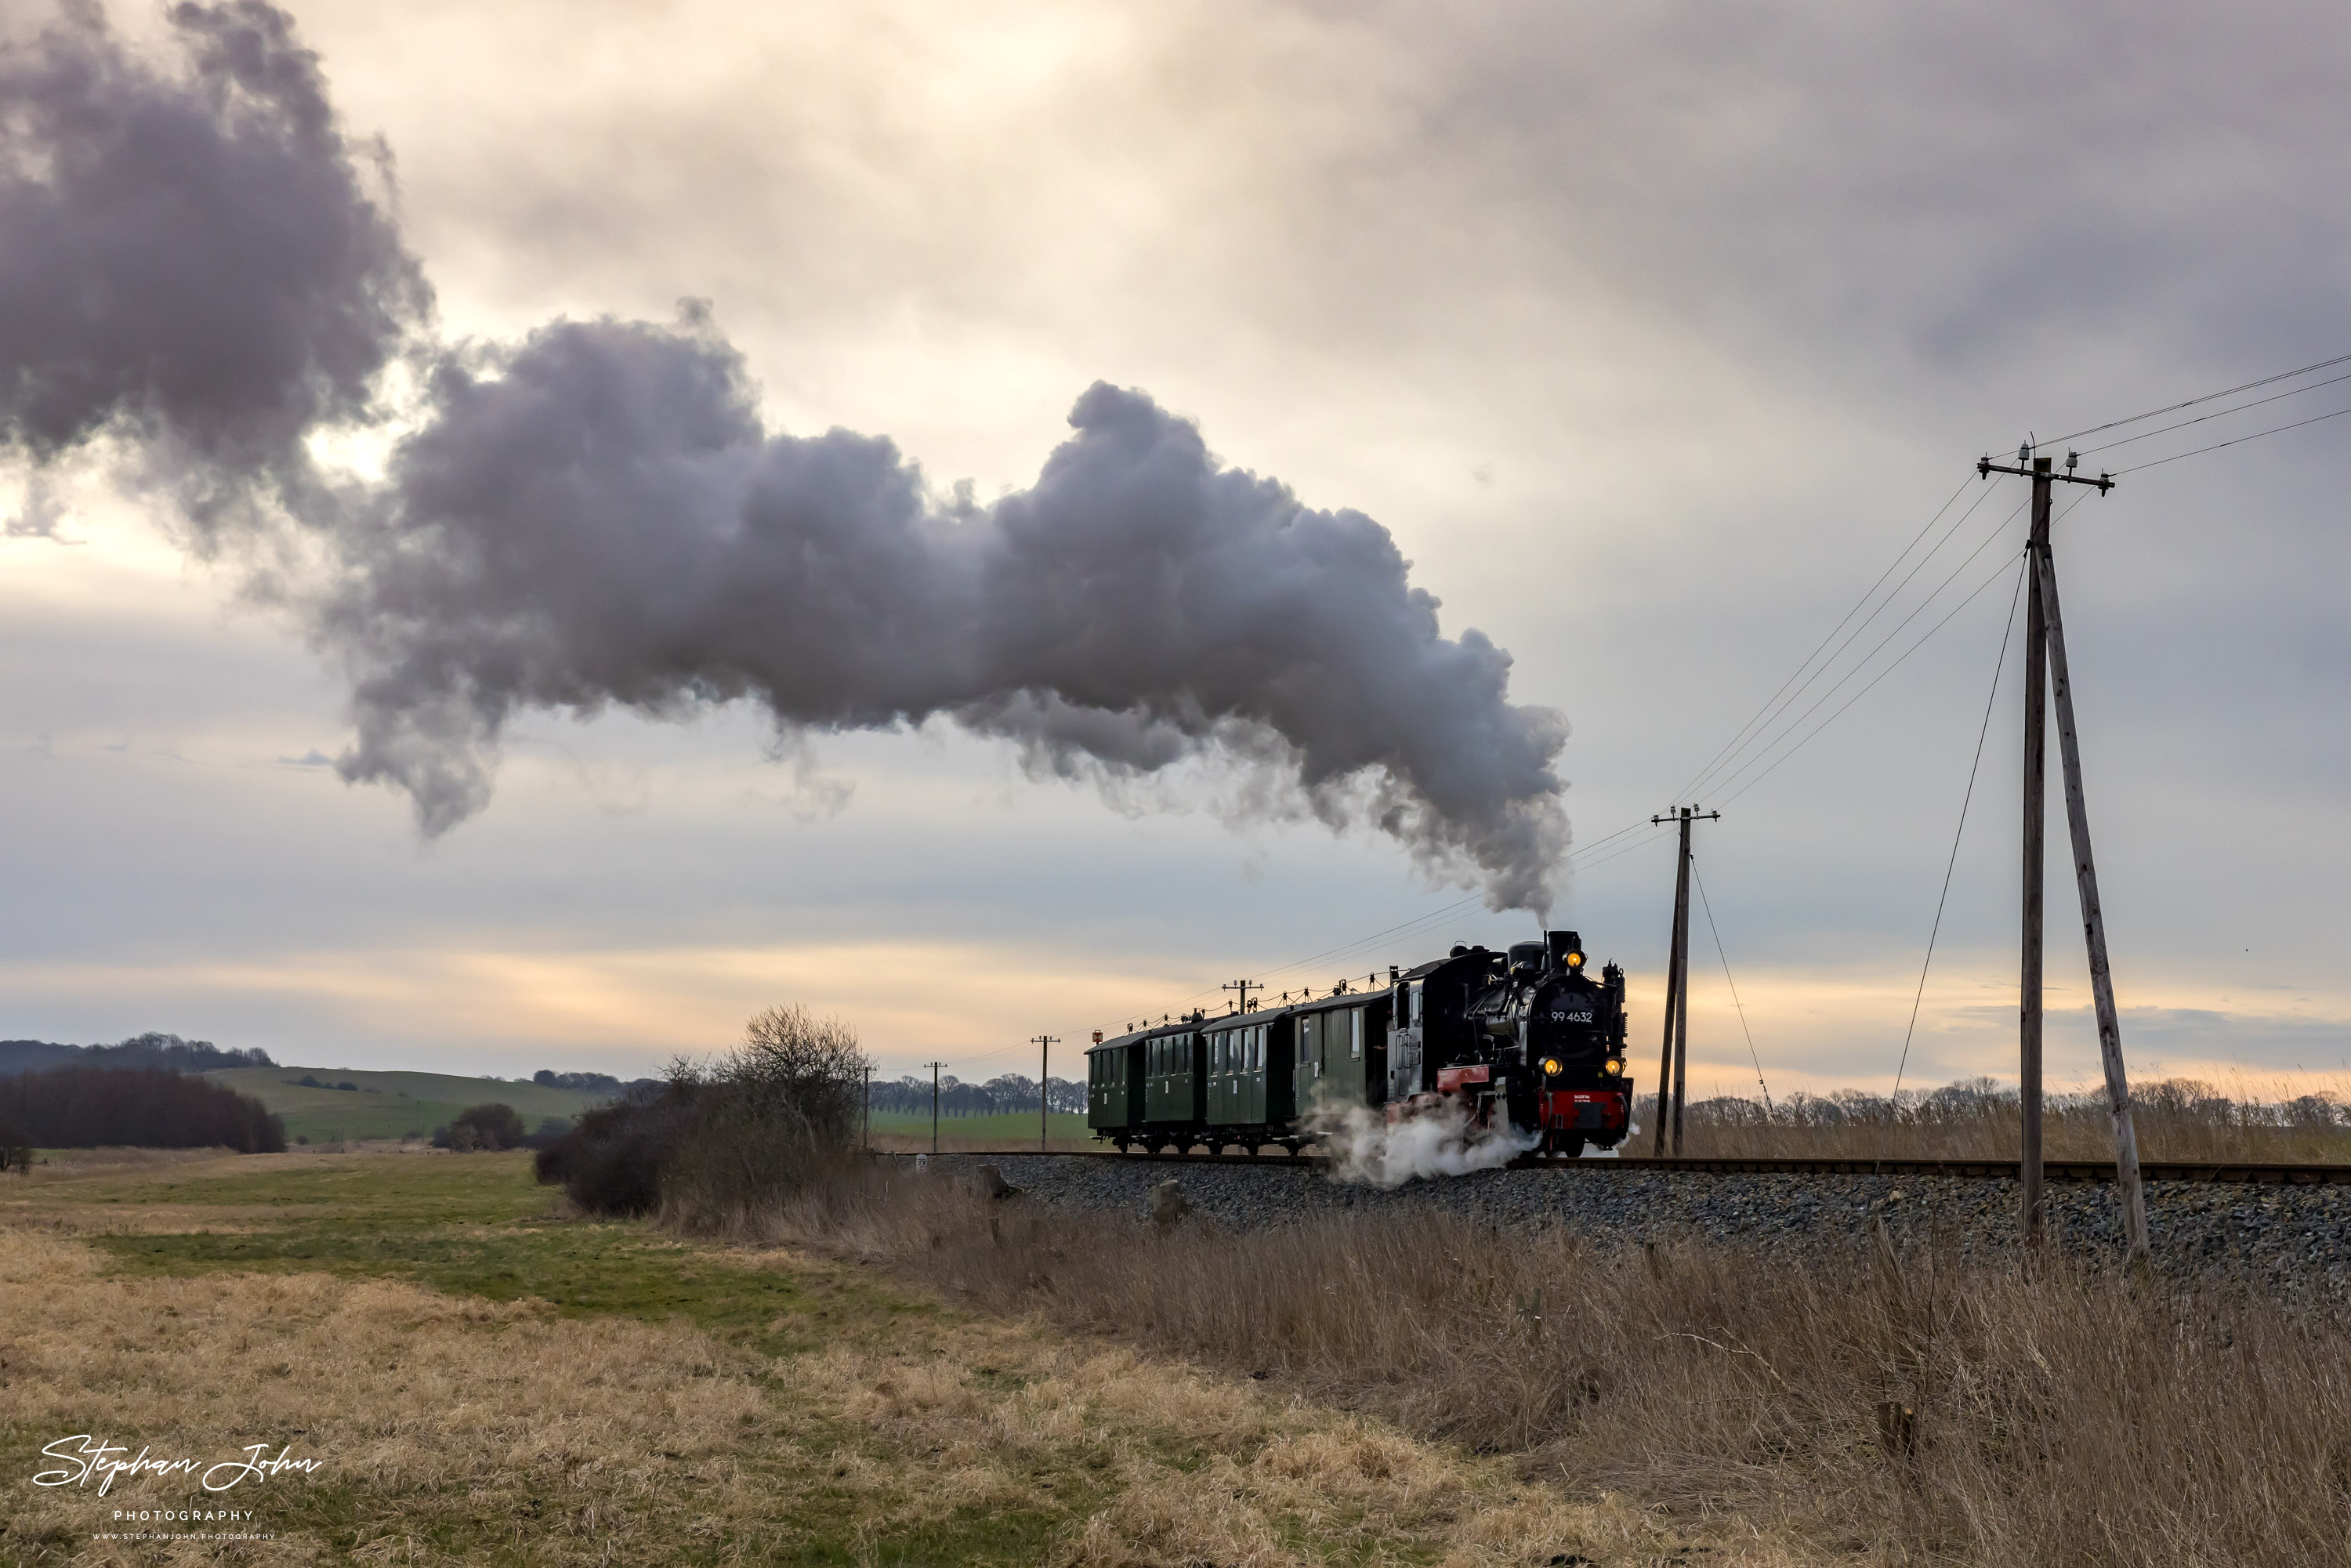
[
  {"xmin": 1541, "ymin": 1056, "xmax": 1563, "ymax": 1077},
  {"xmin": 1567, "ymin": 950, "xmax": 1585, "ymax": 970},
  {"xmin": 1603, "ymin": 1057, "xmax": 1625, "ymax": 1077}
]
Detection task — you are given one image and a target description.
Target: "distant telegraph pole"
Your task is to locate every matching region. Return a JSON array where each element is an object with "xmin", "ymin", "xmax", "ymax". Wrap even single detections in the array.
[
  {"xmin": 1649, "ymin": 805, "xmax": 1719, "ymax": 1157},
  {"xmin": 1032, "ymin": 1035, "xmax": 1060, "ymax": 1151},
  {"xmin": 1223, "ymin": 979, "xmax": 1259, "ymax": 1014},
  {"xmin": 1979, "ymin": 444, "xmax": 2147, "ymax": 1264},
  {"xmin": 926, "ymin": 1061, "xmax": 945, "ymax": 1155},
  {"xmin": 862, "ymin": 1064, "xmax": 872, "ymax": 1153}
]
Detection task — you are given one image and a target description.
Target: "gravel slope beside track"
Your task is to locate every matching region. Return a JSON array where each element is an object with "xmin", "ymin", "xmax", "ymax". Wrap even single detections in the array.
[{"xmin": 912, "ymin": 1153, "xmax": 2351, "ymax": 1301}]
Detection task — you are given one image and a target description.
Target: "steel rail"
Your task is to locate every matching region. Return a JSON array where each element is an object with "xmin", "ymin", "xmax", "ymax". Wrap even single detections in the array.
[{"xmin": 871, "ymin": 1148, "xmax": 2351, "ymax": 1185}]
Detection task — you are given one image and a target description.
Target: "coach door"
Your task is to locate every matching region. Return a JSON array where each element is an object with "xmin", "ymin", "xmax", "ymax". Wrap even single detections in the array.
[{"xmin": 1296, "ymin": 1014, "xmax": 1321, "ymax": 1110}]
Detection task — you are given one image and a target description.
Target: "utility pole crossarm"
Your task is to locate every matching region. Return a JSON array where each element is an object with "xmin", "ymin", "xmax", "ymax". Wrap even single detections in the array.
[{"xmin": 1980, "ymin": 451, "xmax": 2117, "ymax": 493}]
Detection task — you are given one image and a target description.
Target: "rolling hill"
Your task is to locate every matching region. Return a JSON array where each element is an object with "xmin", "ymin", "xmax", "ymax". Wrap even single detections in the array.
[{"xmin": 201, "ymin": 1066, "xmax": 618, "ymax": 1145}]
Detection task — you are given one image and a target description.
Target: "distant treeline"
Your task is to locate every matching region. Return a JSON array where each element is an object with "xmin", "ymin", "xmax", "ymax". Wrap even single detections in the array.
[
  {"xmin": 1645, "ymin": 1076, "xmax": 2349, "ymax": 1132},
  {"xmin": 865, "ymin": 1073, "xmax": 1084, "ymax": 1118},
  {"xmin": 1632, "ymin": 1076, "xmax": 2351, "ymax": 1162},
  {"xmin": 0, "ymin": 1066, "xmax": 284, "ymax": 1152},
  {"xmin": 531, "ymin": 1070, "xmax": 661, "ymax": 1096},
  {"xmin": 0, "ymin": 1032, "xmax": 276, "ymax": 1078}
]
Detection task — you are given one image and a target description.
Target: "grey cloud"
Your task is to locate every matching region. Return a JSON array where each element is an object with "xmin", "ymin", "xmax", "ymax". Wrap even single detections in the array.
[
  {"xmin": 0, "ymin": 0, "xmax": 427, "ymax": 523},
  {"xmin": 322, "ymin": 320, "xmax": 1570, "ymax": 909},
  {"xmin": 1404, "ymin": 2, "xmax": 2351, "ymax": 403}
]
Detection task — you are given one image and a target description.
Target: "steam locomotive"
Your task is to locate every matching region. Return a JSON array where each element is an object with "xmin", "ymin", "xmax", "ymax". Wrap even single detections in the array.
[{"xmin": 1084, "ymin": 928, "xmax": 1632, "ymax": 1158}]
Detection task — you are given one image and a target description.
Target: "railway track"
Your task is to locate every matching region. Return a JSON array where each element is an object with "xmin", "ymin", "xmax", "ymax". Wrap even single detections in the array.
[{"xmin": 874, "ymin": 1147, "xmax": 2351, "ymax": 1185}]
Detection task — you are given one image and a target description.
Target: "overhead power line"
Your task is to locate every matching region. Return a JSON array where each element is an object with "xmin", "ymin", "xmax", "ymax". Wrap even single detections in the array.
[
  {"xmin": 1673, "ymin": 474, "xmax": 1979, "ymax": 803},
  {"xmin": 1691, "ymin": 861, "xmax": 1770, "ymax": 1111},
  {"xmin": 2114, "ymin": 401, "xmax": 2351, "ymax": 475},
  {"xmin": 2076, "ymin": 368, "xmax": 2351, "ymax": 457},
  {"xmin": 1893, "ymin": 555, "xmax": 2028, "ymax": 1097},
  {"xmin": 1704, "ymin": 495, "xmax": 2030, "ymax": 806},
  {"xmin": 2041, "ymin": 349, "xmax": 2351, "ymax": 448}
]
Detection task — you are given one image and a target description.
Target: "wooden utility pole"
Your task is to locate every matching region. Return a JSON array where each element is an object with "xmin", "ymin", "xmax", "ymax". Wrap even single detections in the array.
[
  {"xmin": 1032, "ymin": 1035, "xmax": 1060, "ymax": 1151},
  {"xmin": 1649, "ymin": 805, "xmax": 1719, "ymax": 1155},
  {"xmin": 2020, "ymin": 460, "xmax": 2051, "ymax": 1248},
  {"xmin": 862, "ymin": 1065, "xmax": 873, "ymax": 1153},
  {"xmin": 2038, "ymin": 538, "xmax": 2150, "ymax": 1262},
  {"xmin": 926, "ymin": 1061, "xmax": 945, "ymax": 1155},
  {"xmin": 1223, "ymin": 979, "xmax": 1259, "ymax": 1014},
  {"xmin": 1980, "ymin": 446, "xmax": 2146, "ymax": 1263}
]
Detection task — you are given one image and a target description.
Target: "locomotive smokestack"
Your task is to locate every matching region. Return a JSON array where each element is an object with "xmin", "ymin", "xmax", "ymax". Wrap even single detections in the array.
[{"xmin": 1, "ymin": 5, "xmax": 1574, "ymax": 912}]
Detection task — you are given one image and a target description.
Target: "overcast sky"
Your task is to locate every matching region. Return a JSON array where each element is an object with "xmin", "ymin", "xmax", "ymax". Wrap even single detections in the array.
[{"xmin": 4, "ymin": 0, "xmax": 2347, "ymax": 1098}]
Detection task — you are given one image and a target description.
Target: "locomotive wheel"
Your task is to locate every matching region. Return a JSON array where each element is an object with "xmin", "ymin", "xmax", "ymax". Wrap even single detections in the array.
[{"xmin": 1556, "ymin": 1135, "xmax": 1586, "ymax": 1160}]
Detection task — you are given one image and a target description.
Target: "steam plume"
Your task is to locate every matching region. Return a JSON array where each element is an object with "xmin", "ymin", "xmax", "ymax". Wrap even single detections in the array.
[
  {"xmin": 0, "ymin": 1, "xmax": 428, "ymax": 520},
  {"xmin": 1, "ymin": 3, "xmax": 1572, "ymax": 910},
  {"xmin": 1308, "ymin": 1100, "xmax": 1538, "ymax": 1186}
]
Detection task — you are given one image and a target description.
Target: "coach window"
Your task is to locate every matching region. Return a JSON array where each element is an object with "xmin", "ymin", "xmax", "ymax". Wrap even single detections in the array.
[{"xmin": 1350, "ymin": 1009, "xmax": 1364, "ymax": 1059}]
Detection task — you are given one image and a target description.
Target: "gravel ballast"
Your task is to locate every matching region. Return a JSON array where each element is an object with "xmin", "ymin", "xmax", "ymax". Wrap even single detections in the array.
[{"xmin": 905, "ymin": 1152, "xmax": 2351, "ymax": 1301}]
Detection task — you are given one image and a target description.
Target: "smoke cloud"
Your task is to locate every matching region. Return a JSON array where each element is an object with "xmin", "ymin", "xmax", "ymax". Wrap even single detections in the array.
[
  {"xmin": 0, "ymin": 1, "xmax": 428, "ymax": 522},
  {"xmin": 0, "ymin": 3, "xmax": 1572, "ymax": 911}
]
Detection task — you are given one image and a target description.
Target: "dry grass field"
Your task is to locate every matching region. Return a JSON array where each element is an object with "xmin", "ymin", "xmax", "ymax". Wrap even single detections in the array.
[
  {"xmin": 8, "ymin": 1143, "xmax": 2347, "ymax": 1564},
  {"xmin": 0, "ymin": 1150, "xmax": 1736, "ymax": 1566},
  {"xmin": 762, "ymin": 1164, "xmax": 2351, "ymax": 1568}
]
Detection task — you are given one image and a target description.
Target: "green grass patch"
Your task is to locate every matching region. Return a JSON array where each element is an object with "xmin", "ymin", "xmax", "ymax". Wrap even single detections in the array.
[
  {"xmin": 74, "ymin": 1153, "xmax": 933, "ymax": 1358},
  {"xmin": 202, "ymin": 1065, "xmax": 610, "ymax": 1145}
]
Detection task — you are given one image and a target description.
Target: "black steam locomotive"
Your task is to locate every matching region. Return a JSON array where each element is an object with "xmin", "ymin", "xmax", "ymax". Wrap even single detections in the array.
[{"xmin": 1084, "ymin": 929, "xmax": 1632, "ymax": 1158}]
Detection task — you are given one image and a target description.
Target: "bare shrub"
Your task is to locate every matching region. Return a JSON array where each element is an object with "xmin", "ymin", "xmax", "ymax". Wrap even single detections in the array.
[
  {"xmin": 432, "ymin": 1103, "xmax": 526, "ymax": 1151},
  {"xmin": 660, "ymin": 1005, "xmax": 868, "ymax": 1232},
  {"xmin": 770, "ymin": 1171, "xmax": 2351, "ymax": 1567},
  {"xmin": 535, "ymin": 1005, "xmax": 869, "ymax": 1228},
  {"xmin": 533, "ymin": 1087, "xmax": 690, "ymax": 1215}
]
